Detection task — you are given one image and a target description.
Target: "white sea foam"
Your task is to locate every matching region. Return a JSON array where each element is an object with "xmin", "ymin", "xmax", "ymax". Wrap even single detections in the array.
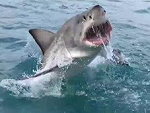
[{"xmin": 0, "ymin": 72, "xmax": 63, "ymax": 98}]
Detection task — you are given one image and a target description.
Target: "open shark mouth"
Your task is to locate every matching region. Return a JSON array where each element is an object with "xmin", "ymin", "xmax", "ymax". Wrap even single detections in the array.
[{"xmin": 84, "ymin": 21, "xmax": 112, "ymax": 46}]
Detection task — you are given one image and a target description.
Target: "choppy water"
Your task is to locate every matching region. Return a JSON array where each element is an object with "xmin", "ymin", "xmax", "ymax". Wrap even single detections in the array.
[{"xmin": 0, "ymin": 0, "xmax": 150, "ymax": 113}]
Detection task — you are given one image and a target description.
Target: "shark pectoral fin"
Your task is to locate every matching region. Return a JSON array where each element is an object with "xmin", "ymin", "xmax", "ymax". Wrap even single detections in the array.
[{"xmin": 29, "ymin": 29, "xmax": 56, "ymax": 54}]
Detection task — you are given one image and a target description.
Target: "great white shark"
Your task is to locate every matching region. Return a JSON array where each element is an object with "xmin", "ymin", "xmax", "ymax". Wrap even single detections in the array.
[
  {"xmin": 0, "ymin": 5, "xmax": 129, "ymax": 97},
  {"xmin": 29, "ymin": 5, "xmax": 128, "ymax": 77}
]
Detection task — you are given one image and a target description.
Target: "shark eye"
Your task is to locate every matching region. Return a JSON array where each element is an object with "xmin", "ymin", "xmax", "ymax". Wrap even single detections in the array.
[
  {"xmin": 83, "ymin": 16, "xmax": 86, "ymax": 21},
  {"xmin": 89, "ymin": 15, "xmax": 92, "ymax": 19}
]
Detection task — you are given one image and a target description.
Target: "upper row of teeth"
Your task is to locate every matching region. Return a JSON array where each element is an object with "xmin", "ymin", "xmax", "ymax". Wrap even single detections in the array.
[
  {"xmin": 87, "ymin": 25, "xmax": 105, "ymax": 35},
  {"xmin": 86, "ymin": 21, "xmax": 110, "ymax": 37}
]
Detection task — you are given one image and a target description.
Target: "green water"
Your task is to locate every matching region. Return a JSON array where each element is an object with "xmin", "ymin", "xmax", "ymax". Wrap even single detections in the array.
[{"xmin": 0, "ymin": 0, "xmax": 150, "ymax": 113}]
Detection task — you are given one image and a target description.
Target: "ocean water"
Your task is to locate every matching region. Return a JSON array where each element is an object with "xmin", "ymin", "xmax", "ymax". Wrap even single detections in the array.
[{"xmin": 0, "ymin": 0, "xmax": 150, "ymax": 113}]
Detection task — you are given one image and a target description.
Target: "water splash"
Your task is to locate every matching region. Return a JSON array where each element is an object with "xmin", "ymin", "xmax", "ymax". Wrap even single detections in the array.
[
  {"xmin": 102, "ymin": 40, "xmax": 114, "ymax": 60},
  {"xmin": 0, "ymin": 72, "xmax": 63, "ymax": 98},
  {"xmin": 101, "ymin": 36, "xmax": 129, "ymax": 65},
  {"xmin": 96, "ymin": 33, "xmax": 114, "ymax": 60}
]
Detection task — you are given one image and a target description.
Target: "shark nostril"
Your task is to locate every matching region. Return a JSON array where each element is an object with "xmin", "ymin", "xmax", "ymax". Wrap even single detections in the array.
[{"xmin": 102, "ymin": 10, "xmax": 106, "ymax": 16}]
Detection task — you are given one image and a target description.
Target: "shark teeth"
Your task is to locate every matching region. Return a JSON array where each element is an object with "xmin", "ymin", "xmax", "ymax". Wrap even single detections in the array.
[{"xmin": 85, "ymin": 20, "xmax": 112, "ymax": 46}]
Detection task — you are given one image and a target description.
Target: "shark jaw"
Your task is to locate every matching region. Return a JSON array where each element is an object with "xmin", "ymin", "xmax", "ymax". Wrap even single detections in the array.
[{"xmin": 83, "ymin": 20, "xmax": 112, "ymax": 47}]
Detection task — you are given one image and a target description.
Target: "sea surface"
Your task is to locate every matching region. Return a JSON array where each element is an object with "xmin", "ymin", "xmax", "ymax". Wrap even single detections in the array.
[{"xmin": 0, "ymin": 0, "xmax": 150, "ymax": 113}]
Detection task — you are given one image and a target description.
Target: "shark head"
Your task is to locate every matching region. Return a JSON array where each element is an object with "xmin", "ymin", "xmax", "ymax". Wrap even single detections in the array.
[
  {"xmin": 29, "ymin": 5, "xmax": 112, "ymax": 58},
  {"xmin": 59, "ymin": 5, "xmax": 112, "ymax": 49}
]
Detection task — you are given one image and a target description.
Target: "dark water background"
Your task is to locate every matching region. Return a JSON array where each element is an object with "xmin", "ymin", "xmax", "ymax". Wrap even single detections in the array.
[{"xmin": 0, "ymin": 0, "xmax": 150, "ymax": 113}]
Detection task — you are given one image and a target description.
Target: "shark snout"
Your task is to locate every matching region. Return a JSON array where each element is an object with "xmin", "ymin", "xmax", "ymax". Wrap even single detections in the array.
[
  {"xmin": 92, "ymin": 5, "xmax": 102, "ymax": 9},
  {"xmin": 92, "ymin": 5, "xmax": 106, "ymax": 16}
]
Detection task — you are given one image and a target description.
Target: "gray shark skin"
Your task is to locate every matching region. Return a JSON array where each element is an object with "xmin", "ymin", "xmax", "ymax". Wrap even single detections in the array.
[{"xmin": 29, "ymin": 5, "xmax": 126, "ymax": 77}]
